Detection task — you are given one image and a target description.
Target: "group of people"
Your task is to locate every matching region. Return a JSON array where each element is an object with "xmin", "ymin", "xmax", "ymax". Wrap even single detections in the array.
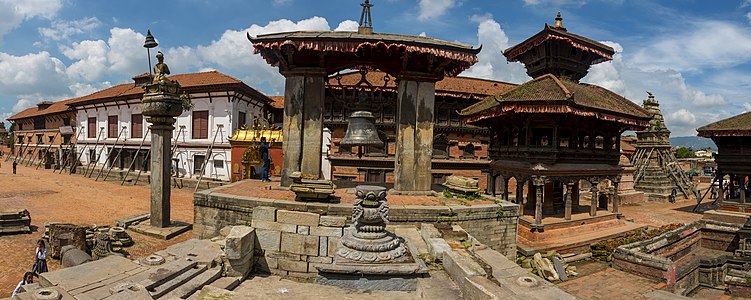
[{"xmin": 11, "ymin": 240, "xmax": 48, "ymax": 297}]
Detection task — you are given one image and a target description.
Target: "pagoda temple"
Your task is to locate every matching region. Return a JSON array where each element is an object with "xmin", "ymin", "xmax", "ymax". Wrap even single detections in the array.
[
  {"xmin": 697, "ymin": 111, "xmax": 751, "ymax": 212},
  {"xmin": 633, "ymin": 93, "xmax": 696, "ymax": 201},
  {"xmin": 461, "ymin": 13, "xmax": 652, "ymax": 239}
]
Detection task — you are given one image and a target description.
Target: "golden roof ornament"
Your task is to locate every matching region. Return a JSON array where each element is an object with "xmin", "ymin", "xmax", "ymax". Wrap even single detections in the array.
[{"xmin": 554, "ymin": 11, "xmax": 566, "ymax": 31}]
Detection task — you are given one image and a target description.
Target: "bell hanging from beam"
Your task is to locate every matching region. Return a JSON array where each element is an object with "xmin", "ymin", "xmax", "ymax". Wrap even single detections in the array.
[{"xmin": 340, "ymin": 110, "xmax": 383, "ymax": 158}]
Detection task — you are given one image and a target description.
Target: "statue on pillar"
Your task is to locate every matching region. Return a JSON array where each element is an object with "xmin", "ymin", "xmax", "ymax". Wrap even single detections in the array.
[{"xmin": 152, "ymin": 51, "xmax": 171, "ymax": 84}]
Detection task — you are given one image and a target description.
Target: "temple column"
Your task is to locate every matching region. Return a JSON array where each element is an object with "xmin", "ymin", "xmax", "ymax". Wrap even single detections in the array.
[
  {"xmin": 590, "ymin": 180, "xmax": 599, "ymax": 217},
  {"xmin": 280, "ymin": 68, "xmax": 327, "ymax": 186},
  {"xmin": 503, "ymin": 177, "xmax": 510, "ymax": 201},
  {"xmin": 533, "ymin": 176, "xmax": 546, "ymax": 226},
  {"xmin": 613, "ymin": 177, "xmax": 620, "ymax": 214},
  {"xmin": 565, "ymin": 181, "xmax": 574, "ymax": 220},
  {"xmin": 516, "ymin": 178, "xmax": 525, "ymax": 215},
  {"xmin": 394, "ymin": 73, "xmax": 436, "ymax": 192},
  {"xmin": 487, "ymin": 172, "xmax": 495, "ymax": 197}
]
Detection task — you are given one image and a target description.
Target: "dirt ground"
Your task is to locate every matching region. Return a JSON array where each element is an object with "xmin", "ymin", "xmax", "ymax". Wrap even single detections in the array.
[{"xmin": 0, "ymin": 162, "xmax": 195, "ymax": 298}]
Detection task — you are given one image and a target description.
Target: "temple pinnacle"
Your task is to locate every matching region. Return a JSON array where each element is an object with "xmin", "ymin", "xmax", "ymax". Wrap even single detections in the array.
[
  {"xmin": 554, "ymin": 11, "xmax": 565, "ymax": 30},
  {"xmin": 358, "ymin": 0, "xmax": 374, "ymax": 34}
]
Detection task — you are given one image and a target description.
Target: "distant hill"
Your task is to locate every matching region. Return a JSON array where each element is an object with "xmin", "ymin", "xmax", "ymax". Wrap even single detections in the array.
[{"xmin": 670, "ymin": 136, "xmax": 717, "ymax": 151}]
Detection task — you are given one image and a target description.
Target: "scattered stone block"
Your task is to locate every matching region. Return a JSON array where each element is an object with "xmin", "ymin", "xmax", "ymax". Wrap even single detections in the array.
[
  {"xmin": 209, "ymin": 277, "xmax": 240, "ymax": 291},
  {"xmin": 420, "ymin": 223, "xmax": 442, "ymax": 241},
  {"xmin": 0, "ymin": 209, "xmax": 31, "ymax": 234},
  {"xmin": 281, "ymin": 232, "xmax": 304, "ymax": 254},
  {"xmin": 319, "ymin": 216, "xmax": 347, "ymax": 227},
  {"xmin": 254, "ymin": 229, "xmax": 281, "ymax": 251},
  {"xmin": 252, "ymin": 206, "xmax": 276, "ymax": 222},
  {"xmin": 225, "ymin": 226, "xmax": 255, "ymax": 260},
  {"xmin": 114, "ymin": 213, "xmax": 149, "ymax": 229},
  {"xmin": 277, "ymin": 210, "xmax": 320, "ymax": 227},
  {"xmin": 61, "ymin": 245, "xmax": 92, "ymax": 268},
  {"xmin": 442, "ymin": 251, "xmax": 486, "ymax": 287},
  {"xmin": 426, "ymin": 238, "xmax": 452, "ymax": 261},
  {"xmin": 310, "ymin": 226, "xmax": 343, "ymax": 237},
  {"xmin": 164, "ymin": 239, "xmax": 223, "ymax": 267}
]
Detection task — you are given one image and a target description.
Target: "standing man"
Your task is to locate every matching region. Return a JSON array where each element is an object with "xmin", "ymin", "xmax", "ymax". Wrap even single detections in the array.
[
  {"xmin": 12, "ymin": 160, "xmax": 17, "ymax": 175},
  {"xmin": 259, "ymin": 137, "xmax": 270, "ymax": 182}
]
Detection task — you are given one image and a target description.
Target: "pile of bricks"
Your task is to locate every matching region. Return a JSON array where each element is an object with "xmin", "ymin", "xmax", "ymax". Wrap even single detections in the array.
[{"xmin": 250, "ymin": 206, "xmax": 347, "ymax": 279}]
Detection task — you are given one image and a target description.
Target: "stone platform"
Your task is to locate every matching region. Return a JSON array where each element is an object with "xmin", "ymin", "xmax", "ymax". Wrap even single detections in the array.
[
  {"xmin": 0, "ymin": 209, "xmax": 31, "ymax": 234},
  {"xmin": 129, "ymin": 220, "xmax": 192, "ymax": 240},
  {"xmin": 518, "ymin": 211, "xmax": 647, "ymax": 255}
]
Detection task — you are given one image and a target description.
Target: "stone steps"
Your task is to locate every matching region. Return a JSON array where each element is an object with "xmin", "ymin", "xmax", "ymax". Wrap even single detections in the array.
[
  {"xmin": 158, "ymin": 266, "xmax": 221, "ymax": 299},
  {"xmin": 0, "ymin": 209, "xmax": 31, "ymax": 233},
  {"xmin": 137, "ymin": 259, "xmax": 197, "ymax": 291},
  {"xmin": 149, "ymin": 264, "xmax": 207, "ymax": 298}
]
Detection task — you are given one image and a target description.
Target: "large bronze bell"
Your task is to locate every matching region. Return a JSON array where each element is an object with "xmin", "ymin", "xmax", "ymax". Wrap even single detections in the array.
[{"xmin": 340, "ymin": 111, "xmax": 383, "ymax": 150}]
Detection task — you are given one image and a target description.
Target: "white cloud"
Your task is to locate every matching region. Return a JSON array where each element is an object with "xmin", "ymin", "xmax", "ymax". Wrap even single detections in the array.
[
  {"xmin": 198, "ymin": 17, "xmax": 331, "ymax": 94},
  {"xmin": 631, "ymin": 21, "xmax": 751, "ymax": 72},
  {"xmin": 12, "ymin": 98, "xmax": 34, "ymax": 113},
  {"xmin": 747, "ymin": 12, "xmax": 751, "ymax": 23},
  {"xmin": 667, "ymin": 109, "xmax": 697, "ymax": 126},
  {"xmin": 0, "ymin": 51, "xmax": 69, "ymax": 96},
  {"xmin": 334, "ymin": 20, "xmax": 359, "ymax": 32},
  {"xmin": 38, "ymin": 17, "xmax": 101, "ymax": 41},
  {"xmin": 419, "ymin": 32, "xmax": 427, "ymax": 37},
  {"xmin": 744, "ymin": 102, "xmax": 751, "ymax": 112},
  {"xmin": 522, "ymin": 0, "xmax": 586, "ymax": 6},
  {"xmin": 461, "ymin": 15, "xmax": 530, "ymax": 84},
  {"xmin": 69, "ymin": 82, "xmax": 111, "ymax": 97},
  {"xmin": 106, "ymin": 28, "xmax": 147, "ymax": 76},
  {"xmin": 61, "ymin": 39, "xmax": 109, "ymax": 82},
  {"xmin": 0, "ymin": 0, "xmax": 62, "ymax": 44},
  {"xmin": 418, "ymin": 0, "xmax": 457, "ymax": 21},
  {"xmin": 273, "ymin": 0, "xmax": 291, "ymax": 5}
]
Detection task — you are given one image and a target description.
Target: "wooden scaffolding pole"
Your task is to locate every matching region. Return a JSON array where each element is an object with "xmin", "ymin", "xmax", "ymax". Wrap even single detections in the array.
[
  {"xmin": 95, "ymin": 126, "xmax": 127, "ymax": 181},
  {"xmin": 194, "ymin": 125, "xmax": 224, "ymax": 192},
  {"xmin": 36, "ymin": 131, "xmax": 60, "ymax": 170},
  {"xmin": 120, "ymin": 128, "xmax": 150, "ymax": 185}
]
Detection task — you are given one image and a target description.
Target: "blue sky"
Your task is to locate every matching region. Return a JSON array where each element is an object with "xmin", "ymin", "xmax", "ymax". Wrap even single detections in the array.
[{"xmin": 1, "ymin": 0, "xmax": 751, "ymax": 136}]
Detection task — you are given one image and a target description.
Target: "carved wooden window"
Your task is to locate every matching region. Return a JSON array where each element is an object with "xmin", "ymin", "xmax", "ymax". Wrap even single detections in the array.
[
  {"xmin": 108, "ymin": 116, "xmax": 118, "ymax": 138},
  {"xmin": 450, "ymin": 109, "xmax": 461, "ymax": 126},
  {"xmin": 131, "ymin": 114, "xmax": 143, "ymax": 139},
  {"xmin": 433, "ymin": 134, "xmax": 449, "ymax": 158},
  {"xmin": 382, "ymin": 104, "xmax": 395, "ymax": 123},
  {"xmin": 237, "ymin": 111, "xmax": 246, "ymax": 130},
  {"xmin": 87, "ymin": 117, "xmax": 97, "ymax": 138},
  {"xmin": 463, "ymin": 143, "xmax": 476, "ymax": 158},
  {"xmin": 512, "ymin": 129, "xmax": 519, "ymax": 146},
  {"xmin": 437, "ymin": 107, "xmax": 450, "ymax": 126},
  {"xmin": 332, "ymin": 102, "xmax": 344, "ymax": 121},
  {"xmin": 192, "ymin": 111, "xmax": 209, "ymax": 139},
  {"xmin": 531, "ymin": 128, "xmax": 553, "ymax": 146},
  {"xmin": 559, "ymin": 129, "xmax": 571, "ymax": 148}
]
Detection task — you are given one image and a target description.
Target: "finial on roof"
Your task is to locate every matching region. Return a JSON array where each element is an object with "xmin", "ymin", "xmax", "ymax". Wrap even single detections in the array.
[
  {"xmin": 554, "ymin": 11, "xmax": 565, "ymax": 30},
  {"xmin": 358, "ymin": 0, "xmax": 374, "ymax": 34}
]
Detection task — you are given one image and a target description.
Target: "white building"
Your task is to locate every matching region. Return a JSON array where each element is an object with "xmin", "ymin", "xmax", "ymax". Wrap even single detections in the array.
[{"xmin": 68, "ymin": 71, "xmax": 271, "ymax": 181}]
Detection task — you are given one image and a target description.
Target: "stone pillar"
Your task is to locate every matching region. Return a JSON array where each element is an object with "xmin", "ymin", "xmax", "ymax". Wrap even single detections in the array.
[
  {"xmin": 533, "ymin": 176, "xmax": 545, "ymax": 226},
  {"xmin": 565, "ymin": 181, "xmax": 574, "ymax": 220},
  {"xmin": 280, "ymin": 69, "xmax": 326, "ymax": 186},
  {"xmin": 612, "ymin": 178, "xmax": 620, "ymax": 214},
  {"xmin": 487, "ymin": 173, "xmax": 495, "ymax": 197},
  {"xmin": 590, "ymin": 184, "xmax": 598, "ymax": 217},
  {"xmin": 394, "ymin": 73, "xmax": 436, "ymax": 192},
  {"xmin": 142, "ymin": 82, "xmax": 182, "ymax": 228}
]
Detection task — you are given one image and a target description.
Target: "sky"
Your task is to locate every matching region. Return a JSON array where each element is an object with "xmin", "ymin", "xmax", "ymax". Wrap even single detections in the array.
[{"xmin": 1, "ymin": 0, "xmax": 750, "ymax": 137}]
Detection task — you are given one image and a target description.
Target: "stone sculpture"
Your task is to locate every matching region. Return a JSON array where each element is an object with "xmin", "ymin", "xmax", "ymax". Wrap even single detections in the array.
[{"xmin": 336, "ymin": 185, "xmax": 408, "ymax": 263}]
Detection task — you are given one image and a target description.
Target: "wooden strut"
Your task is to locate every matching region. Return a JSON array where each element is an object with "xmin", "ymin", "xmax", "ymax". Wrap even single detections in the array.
[
  {"xmin": 120, "ymin": 128, "xmax": 150, "ymax": 185},
  {"xmin": 94, "ymin": 126, "xmax": 126, "ymax": 181},
  {"xmin": 170, "ymin": 126, "xmax": 186, "ymax": 189},
  {"xmin": 657, "ymin": 150, "xmax": 695, "ymax": 198},
  {"xmin": 84, "ymin": 128, "xmax": 106, "ymax": 177},
  {"xmin": 101, "ymin": 126, "xmax": 131, "ymax": 182},
  {"xmin": 24, "ymin": 142, "xmax": 42, "ymax": 167},
  {"xmin": 693, "ymin": 175, "xmax": 720, "ymax": 212},
  {"xmin": 633, "ymin": 147, "xmax": 654, "ymax": 182},
  {"xmin": 12, "ymin": 139, "xmax": 31, "ymax": 164},
  {"xmin": 71, "ymin": 127, "xmax": 103, "ymax": 175},
  {"xmin": 36, "ymin": 131, "xmax": 60, "ymax": 170},
  {"xmin": 58, "ymin": 127, "xmax": 84, "ymax": 174},
  {"xmin": 194, "ymin": 125, "xmax": 224, "ymax": 193}
]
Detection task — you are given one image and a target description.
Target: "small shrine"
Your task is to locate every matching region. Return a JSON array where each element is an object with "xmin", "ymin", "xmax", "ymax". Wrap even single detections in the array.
[
  {"xmin": 460, "ymin": 13, "xmax": 652, "ymax": 244},
  {"xmin": 633, "ymin": 92, "xmax": 696, "ymax": 201},
  {"xmin": 227, "ymin": 116, "xmax": 283, "ymax": 182},
  {"xmin": 697, "ymin": 111, "xmax": 751, "ymax": 212}
]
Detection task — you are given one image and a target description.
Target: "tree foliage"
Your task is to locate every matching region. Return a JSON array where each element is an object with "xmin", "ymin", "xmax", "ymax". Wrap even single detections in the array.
[{"xmin": 675, "ymin": 147, "xmax": 695, "ymax": 159}]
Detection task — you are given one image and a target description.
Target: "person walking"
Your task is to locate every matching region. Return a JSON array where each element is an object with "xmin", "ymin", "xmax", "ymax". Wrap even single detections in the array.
[
  {"xmin": 32, "ymin": 239, "xmax": 48, "ymax": 275},
  {"xmin": 260, "ymin": 137, "xmax": 271, "ymax": 182},
  {"xmin": 12, "ymin": 272, "xmax": 34, "ymax": 297},
  {"xmin": 12, "ymin": 160, "xmax": 17, "ymax": 174}
]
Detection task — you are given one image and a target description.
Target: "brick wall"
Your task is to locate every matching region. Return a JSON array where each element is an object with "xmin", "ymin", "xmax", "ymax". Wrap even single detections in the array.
[{"xmin": 194, "ymin": 186, "xmax": 519, "ymax": 259}]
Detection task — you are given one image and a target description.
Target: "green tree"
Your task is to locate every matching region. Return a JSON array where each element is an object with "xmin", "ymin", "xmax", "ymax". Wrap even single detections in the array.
[{"xmin": 675, "ymin": 147, "xmax": 695, "ymax": 159}]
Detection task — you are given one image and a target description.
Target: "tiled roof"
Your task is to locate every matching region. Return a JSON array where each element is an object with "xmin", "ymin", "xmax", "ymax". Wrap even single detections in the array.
[
  {"xmin": 7, "ymin": 71, "xmax": 269, "ymax": 122},
  {"xmin": 697, "ymin": 111, "xmax": 751, "ymax": 137},
  {"xmin": 6, "ymin": 99, "xmax": 76, "ymax": 121},
  {"xmin": 460, "ymin": 74, "xmax": 652, "ymax": 127},
  {"xmin": 268, "ymin": 96, "xmax": 284, "ymax": 109},
  {"xmin": 331, "ymin": 71, "xmax": 516, "ymax": 99}
]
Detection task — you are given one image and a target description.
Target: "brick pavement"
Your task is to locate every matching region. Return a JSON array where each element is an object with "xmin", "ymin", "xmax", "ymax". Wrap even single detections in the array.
[
  {"xmin": 0, "ymin": 163, "xmax": 194, "ymax": 298},
  {"xmin": 558, "ymin": 268, "xmax": 663, "ymax": 300}
]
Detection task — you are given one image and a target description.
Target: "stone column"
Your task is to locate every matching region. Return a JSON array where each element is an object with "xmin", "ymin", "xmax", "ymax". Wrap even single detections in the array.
[
  {"xmin": 394, "ymin": 73, "xmax": 436, "ymax": 192},
  {"xmin": 280, "ymin": 68, "xmax": 326, "ymax": 186},
  {"xmin": 613, "ymin": 177, "xmax": 621, "ymax": 214},
  {"xmin": 565, "ymin": 181, "xmax": 574, "ymax": 220},
  {"xmin": 533, "ymin": 176, "xmax": 546, "ymax": 226}
]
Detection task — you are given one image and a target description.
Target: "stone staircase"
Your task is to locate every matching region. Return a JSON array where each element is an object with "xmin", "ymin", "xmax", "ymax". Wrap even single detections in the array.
[{"xmin": 0, "ymin": 209, "xmax": 31, "ymax": 234}]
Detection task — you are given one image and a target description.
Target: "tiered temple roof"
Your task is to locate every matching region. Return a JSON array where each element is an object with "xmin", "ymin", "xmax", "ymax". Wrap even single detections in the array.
[{"xmin": 697, "ymin": 111, "xmax": 751, "ymax": 137}]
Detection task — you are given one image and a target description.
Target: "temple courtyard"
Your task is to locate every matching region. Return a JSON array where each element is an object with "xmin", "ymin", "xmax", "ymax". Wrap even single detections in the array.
[{"xmin": 0, "ymin": 162, "xmax": 728, "ymax": 299}]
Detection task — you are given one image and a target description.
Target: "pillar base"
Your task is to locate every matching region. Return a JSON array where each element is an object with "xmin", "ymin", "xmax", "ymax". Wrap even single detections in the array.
[{"xmin": 129, "ymin": 221, "xmax": 192, "ymax": 240}]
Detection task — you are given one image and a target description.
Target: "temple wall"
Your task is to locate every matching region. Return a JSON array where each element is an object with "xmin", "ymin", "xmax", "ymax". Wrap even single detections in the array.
[{"xmin": 193, "ymin": 185, "xmax": 519, "ymax": 259}]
